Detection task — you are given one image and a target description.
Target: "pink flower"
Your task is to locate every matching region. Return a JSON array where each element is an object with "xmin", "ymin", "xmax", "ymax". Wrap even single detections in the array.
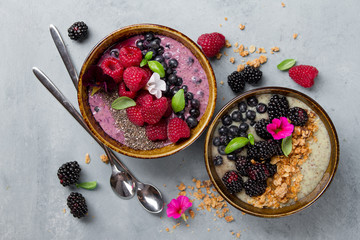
[
  {"xmin": 166, "ymin": 195, "xmax": 192, "ymax": 221},
  {"xmin": 266, "ymin": 117, "xmax": 294, "ymax": 140}
]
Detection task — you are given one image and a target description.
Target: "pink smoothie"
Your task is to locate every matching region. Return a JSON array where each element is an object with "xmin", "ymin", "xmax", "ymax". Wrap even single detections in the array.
[{"xmin": 88, "ymin": 34, "xmax": 210, "ymax": 149}]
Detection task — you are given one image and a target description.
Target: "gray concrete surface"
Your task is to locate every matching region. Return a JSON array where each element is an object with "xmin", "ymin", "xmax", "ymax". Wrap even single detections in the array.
[{"xmin": 1, "ymin": 0, "xmax": 359, "ymax": 239}]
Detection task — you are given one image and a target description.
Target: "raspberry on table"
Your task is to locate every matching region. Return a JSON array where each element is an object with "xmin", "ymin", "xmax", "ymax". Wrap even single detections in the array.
[
  {"xmin": 118, "ymin": 46, "xmax": 143, "ymax": 68},
  {"xmin": 67, "ymin": 192, "xmax": 88, "ymax": 218},
  {"xmin": 68, "ymin": 21, "xmax": 88, "ymax": 41},
  {"xmin": 197, "ymin": 32, "xmax": 226, "ymax": 58},
  {"xmin": 289, "ymin": 65, "xmax": 318, "ymax": 88},
  {"xmin": 100, "ymin": 58, "xmax": 124, "ymax": 84},
  {"xmin": 57, "ymin": 161, "xmax": 81, "ymax": 187},
  {"xmin": 222, "ymin": 170, "xmax": 243, "ymax": 194}
]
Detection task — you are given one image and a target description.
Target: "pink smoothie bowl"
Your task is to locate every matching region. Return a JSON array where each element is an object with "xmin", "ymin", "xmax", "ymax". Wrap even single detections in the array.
[{"xmin": 78, "ymin": 24, "xmax": 217, "ymax": 159}]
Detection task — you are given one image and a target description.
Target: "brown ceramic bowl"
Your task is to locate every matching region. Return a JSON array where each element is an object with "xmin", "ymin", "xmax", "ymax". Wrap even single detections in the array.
[
  {"xmin": 78, "ymin": 24, "xmax": 216, "ymax": 159},
  {"xmin": 204, "ymin": 87, "xmax": 339, "ymax": 218}
]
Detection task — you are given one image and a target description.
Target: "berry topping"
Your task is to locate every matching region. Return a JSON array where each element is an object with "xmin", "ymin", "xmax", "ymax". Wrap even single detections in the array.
[
  {"xmin": 218, "ymin": 145, "xmax": 226, "ymax": 155},
  {"xmin": 118, "ymin": 82, "xmax": 137, "ymax": 99},
  {"xmin": 246, "ymin": 110, "xmax": 256, "ymax": 120},
  {"xmin": 189, "ymin": 108, "xmax": 200, "ymax": 118},
  {"xmin": 123, "ymin": 67, "xmax": 149, "ymax": 92},
  {"xmin": 287, "ymin": 107, "xmax": 308, "ymax": 126},
  {"xmin": 242, "ymin": 66, "xmax": 262, "ymax": 84},
  {"xmin": 218, "ymin": 126, "xmax": 229, "ymax": 136},
  {"xmin": 243, "ymin": 180, "xmax": 267, "ymax": 197},
  {"xmin": 247, "ymin": 96, "xmax": 258, "ymax": 107},
  {"xmin": 213, "ymin": 155, "xmax": 223, "ymax": 166},
  {"xmin": 57, "ymin": 161, "xmax": 81, "ymax": 186},
  {"xmin": 247, "ymin": 139, "xmax": 282, "ymax": 161},
  {"xmin": 227, "ymin": 154, "xmax": 237, "ymax": 161},
  {"xmin": 228, "ymin": 125, "xmax": 239, "ymax": 136},
  {"xmin": 268, "ymin": 94, "xmax": 289, "ymax": 121},
  {"xmin": 168, "ymin": 58, "xmax": 179, "ymax": 68},
  {"xmin": 141, "ymin": 97, "xmax": 168, "ymax": 125},
  {"xmin": 235, "ymin": 156, "xmax": 251, "ymax": 176},
  {"xmin": 68, "ymin": 21, "xmax": 88, "ymax": 41},
  {"xmin": 256, "ymin": 103, "xmax": 268, "ymax": 113},
  {"xmin": 231, "ymin": 111, "xmax": 243, "ymax": 122},
  {"xmin": 145, "ymin": 119, "xmax": 168, "ymax": 141},
  {"xmin": 239, "ymin": 122, "xmax": 249, "ymax": 132},
  {"xmin": 167, "ymin": 118, "xmax": 191, "ymax": 143},
  {"xmin": 213, "ymin": 137, "xmax": 221, "ymax": 146},
  {"xmin": 126, "ymin": 106, "xmax": 144, "ymax": 126},
  {"xmin": 67, "ymin": 192, "xmax": 88, "ymax": 218},
  {"xmin": 238, "ymin": 101, "xmax": 247, "ymax": 113},
  {"xmin": 100, "ymin": 58, "xmax": 124, "ymax": 83},
  {"xmin": 222, "ymin": 170, "xmax": 243, "ymax": 194},
  {"xmin": 221, "ymin": 114, "xmax": 232, "ymax": 126},
  {"xmin": 118, "ymin": 46, "xmax": 143, "ymax": 68},
  {"xmin": 227, "ymin": 71, "xmax": 246, "ymax": 93},
  {"xmin": 255, "ymin": 119, "xmax": 272, "ymax": 139},
  {"xmin": 197, "ymin": 32, "xmax": 226, "ymax": 58},
  {"xmin": 190, "ymin": 99, "xmax": 200, "ymax": 109},
  {"xmin": 186, "ymin": 116, "xmax": 199, "ymax": 129},
  {"xmin": 289, "ymin": 65, "xmax": 318, "ymax": 88}
]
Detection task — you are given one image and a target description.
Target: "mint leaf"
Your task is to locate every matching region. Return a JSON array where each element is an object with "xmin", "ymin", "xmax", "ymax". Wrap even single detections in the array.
[
  {"xmin": 76, "ymin": 181, "xmax": 97, "ymax": 190},
  {"xmin": 111, "ymin": 97, "xmax": 136, "ymax": 110},
  {"xmin": 281, "ymin": 135, "xmax": 293, "ymax": 157},
  {"xmin": 171, "ymin": 89, "xmax": 185, "ymax": 113},
  {"xmin": 277, "ymin": 59, "xmax": 296, "ymax": 71},
  {"xmin": 140, "ymin": 59, "xmax": 148, "ymax": 67},
  {"xmin": 148, "ymin": 61, "xmax": 165, "ymax": 78},
  {"xmin": 225, "ymin": 137, "xmax": 249, "ymax": 154},
  {"xmin": 144, "ymin": 51, "xmax": 153, "ymax": 60},
  {"xmin": 248, "ymin": 133, "xmax": 255, "ymax": 145}
]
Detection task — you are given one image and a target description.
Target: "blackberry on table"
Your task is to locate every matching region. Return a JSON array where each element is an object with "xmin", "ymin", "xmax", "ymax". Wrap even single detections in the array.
[
  {"xmin": 255, "ymin": 119, "xmax": 272, "ymax": 139},
  {"xmin": 242, "ymin": 66, "xmax": 262, "ymax": 84},
  {"xmin": 227, "ymin": 71, "xmax": 246, "ymax": 93},
  {"xmin": 68, "ymin": 22, "xmax": 88, "ymax": 41},
  {"xmin": 244, "ymin": 180, "xmax": 267, "ymax": 197},
  {"xmin": 235, "ymin": 156, "xmax": 252, "ymax": 176},
  {"xmin": 247, "ymin": 139, "xmax": 282, "ymax": 161},
  {"xmin": 67, "ymin": 192, "xmax": 88, "ymax": 218},
  {"xmin": 222, "ymin": 171, "xmax": 243, "ymax": 194},
  {"xmin": 268, "ymin": 95, "xmax": 289, "ymax": 121},
  {"xmin": 57, "ymin": 161, "xmax": 81, "ymax": 187},
  {"xmin": 287, "ymin": 107, "xmax": 308, "ymax": 126},
  {"xmin": 213, "ymin": 156, "xmax": 223, "ymax": 166}
]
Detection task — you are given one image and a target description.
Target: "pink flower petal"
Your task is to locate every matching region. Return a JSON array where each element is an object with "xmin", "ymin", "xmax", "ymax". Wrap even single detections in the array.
[
  {"xmin": 267, "ymin": 117, "xmax": 294, "ymax": 140},
  {"xmin": 178, "ymin": 195, "xmax": 192, "ymax": 210}
]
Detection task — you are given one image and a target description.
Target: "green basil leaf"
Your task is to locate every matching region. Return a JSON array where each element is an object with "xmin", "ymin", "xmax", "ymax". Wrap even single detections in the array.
[
  {"xmin": 76, "ymin": 181, "xmax": 97, "ymax": 190},
  {"xmin": 148, "ymin": 60, "xmax": 165, "ymax": 78},
  {"xmin": 281, "ymin": 135, "xmax": 293, "ymax": 157},
  {"xmin": 225, "ymin": 137, "xmax": 249, "ymax": 154},
  {"xmin": 171, "ymin": 89, "xmax": 185, "ymax": 113},
  {"xmin": 144, "ymin": 51, "xmax": 153, "ymax": 60},
  {"xmin": 248, "ymin": 133, "xmax": 255, "ymax": 145},
  {"xmin": 111, "ymin": 97, "xmax": 136, "ymax": 110},
  {"xmin": 140, "ymin": 59, "xmax": 148, "ymax": 67},
  {"xmin": 277, "ymin": 59, "xmax": 296, "ymax": 71}
]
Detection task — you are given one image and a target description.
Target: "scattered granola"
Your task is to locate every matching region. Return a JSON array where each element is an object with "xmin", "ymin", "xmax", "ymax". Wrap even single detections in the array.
[
  {"xmin": 216, "ymin": 53, "xmax": 222, "ymax": 60},
  {"xmin": 271, "ymin": 47, "xmax": 280, "ymax": 52},
  {"xmin": 220, "ymin": 81, "xmax": 224, "ymax": 85},
  {"xmin": 225, "ymin": 40, "xmax": 232, "ymax": 48},
  {"xmin": 293, "ymin": 33, "xmax": 298, "ymax": 39},
  {"xmin": 225, "ymin": 17, "xmax": 228, "ymax": 21},
  {"xmin": 249, "ymin": 45, "xmax": 256, "ymax": 53},
  {"xmin": 239, "ymin": 24, "xmax": 245, "ymax": 30},
  {"xmin": 100, "ymin": 154, "xmax": 109, "ymax": 164},
  {"xmin": 237, "ymin": 64, "xmax": 245, "ymax": 72},
  {"xmin": 281, "ymin": 2, "xmax": 286, "ymax": 7},
  {"xmin": 85, "ymin": 153, "xmax": 91, "ymax": 164},
  {"xmin": 230, "ymin": 57, "xmax": 235, "ymax": 64}
]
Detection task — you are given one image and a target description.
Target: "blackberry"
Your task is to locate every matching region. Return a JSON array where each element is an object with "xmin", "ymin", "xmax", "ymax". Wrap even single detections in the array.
[
  {"xmin": 268, "ymin": 95, "xmax": 289, "ymax": 121},
  {"xmin": 67, "ymin": 192, "xmax": 88, "ymax": 218},
  {"xmin": 264, "ymin": 162, "xmax": 277, "ymax": 177},
  {"xmin": 68, "ymin": 22, "xmax": 88, "ymax": 41},
  {"xmin": 287, "ymin": 107, "xmax": 308, "ymax": 126},
  {"xmin": 222, "ymin": 171, "xmax": 243, "ymax": 194},
  {"xmin": 57, "ymin": 161, "xmax": 81, "ymax": 186},
  {"xmin": 227, "ymin": 71, "xmax": 245, "ymax": 93},
  {"xmin": 242, "ymin": 66, "xmax": 262, "ymax": 84},
  {"xmin": 247, "ymin": 139, "xmax": 282, "ymax": 161},
  {"xmin": 247, "ymin": 164, "xmax": 267, "ymax": 181},
  {"xmin": 213, "ymin": 156, "xmax": 223, "ymax": 166},
  {"xmin": 255, "ymin": 119, "xmax": 272, "ymax": 139},
  {"xmin": 243, "ymin": 180, "xmax": 267, "ymax": 197},
  {"xmin": 219, "ymin": 135, "xmax": 230, "ymax": 146},
  {"xmin": 235, "ymin": 156, "xmax": 252, "ymax": 176}
]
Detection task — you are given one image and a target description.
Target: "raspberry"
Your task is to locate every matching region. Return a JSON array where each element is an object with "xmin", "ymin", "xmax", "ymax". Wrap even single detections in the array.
[
  {"xmin": 197, "ymin": 32, "xmax": 226, "ymax": 57},
  {"xmin": 141, "ymin": 97, "xmax": 168, "ymax": 125},
  {"xmin": 287, "ymin": 107, "xmax": 308, "ymax": 126},
  {"xmin": 118, "ymin": 82, "xmax": 137, "ymax": 99},
  {"xmin": 227, "ymin": 71, "xmax": 245, "ymax": 93},
  {"xmin": 126, "ymin": 106, "xmax": 144, "ymax": 126},
  {"xmin": 146, "ymin": 119, "xmax": 167, "ymax": 141},
  {"xmin": 289, "ymin": 65, "xmax": 318, "ymax": 88},
  {"xmin": 123, "ymin": 67, "xmax": 149, "ymax": 92},
  {"xmin": 243, "ymin": 180, "xmax": 267, "ymax": 197},
  {"xmin": 118, "ymin": 46, "xmax": 143, "ymax": 68},
  {"xmin": 57, "ymin": 161, "xmax": 81, "ymax": 186},
  {"xmin": 167, "ymin": 118, "xmax": 191, "ymax": 143},
  {"xmin": 100, "ymin": 57, "xmax": 124, "ymax": 83},
  {"xmin": 222, "ymin": 170, "xmax": 243, "ymax": 194},
  {"xmin": 255, "ymin": 119, "xmax": 272, "ymax": 139},
  {"xmin": 67, "ymin": 192, "xmax": 88, "ymax": 218},
  {"xmin": 163, "ymin": 98, "xmax": 173, "ymax": 117}
]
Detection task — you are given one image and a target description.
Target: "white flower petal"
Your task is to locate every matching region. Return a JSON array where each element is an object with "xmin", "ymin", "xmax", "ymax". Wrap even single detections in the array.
[{"xmin": 145, "ymin": 72, "xmax": 166, "ymax": 99}]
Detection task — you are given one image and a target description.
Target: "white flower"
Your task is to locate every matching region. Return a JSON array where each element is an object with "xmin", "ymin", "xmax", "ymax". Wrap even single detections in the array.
[{"xmin": 145, "ymin": 72, "xmax": 167, "ymax": 99}]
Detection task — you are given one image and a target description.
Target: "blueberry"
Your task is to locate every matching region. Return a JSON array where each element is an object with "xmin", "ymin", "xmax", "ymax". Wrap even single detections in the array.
[
  {"xmin": 229, "ymin": 125, "xmax": 239, "ymax": 136},
  {"xmin": 154, "ymin": 55, "xmax": 165, "ymax": 63},
  {"xmin": 141, "ymin": 49, "xmax": 148, "ymax": 57},
  {"xmin": 221, "ymin": 114, "xmax": 232, "ymax": 126},
  {"xmin": 213, "ymin": 137, "xmax": 221, "ymax": 146},
  {"xmin": 231, "ymin": 111, "xmax": 243, "ymax": 122},
  {"xmin": 94, "ymin": 106, "xmax": 100, "ymax": 112},
  {"xmin": 247, "ymin": 96, "xmax": 258, "ymax": 107},
  {"xmin": 238, "ymin": 101, "xmax": 247, "ymax": 113},
  {"xmin": 178, "ymin": 114, "xmax": 185, "ymax": 121},
  {"xmin": 197, "ymin": 90, "xmax": 204, "ymax": 97},
  {"xmin": 191, "ymin": 99, "xmax": 200, "ymax": 109},
  {"xmin": 166, "ymin": 68, "xmax": 173, "ymax": 76},
  {"xmin": 136, "ymin": 40, "xmax": 145, "ymax": 50},
  {"xmin": 181, "ymin": 85, "xmax": 188, "ymax": 93},
  {"xmin": 189, "ymin": 108, "xmax": 200, "ymax": 118},
  {"xmin": 192, "ymin": 76, "xmax": 202, "ymax": 84},
  {"xmin": 168, "ymin": 58, "xmax": 178, "ymax": 68},
  {"xmin": 187, "ymin": 57, "xmax": 194, "ymax": 66},
  {"xmin": 163, "ymin": 85, "xmax": 171, "ymax": 97},
  {"xmin": 149, "ymin": 38, "xmax": 161, "ymax": 49},
  {"xmin": 214, "ymin": 156, "xmax": 223, "ymax": 166},
  {"xmin": 246, "ymin": 110, "xmax": 256, "ymax": 120},
  {"xmin": 160, "ymin": 61, "xmax": 168, "ymax": 71},
  {"xmin": 163, "ymin": 52, "xmax": 172, "ymax": 59},
  {"xmin": 185, "ymin": 92, "xmax": 194, "ymax": 100},
  {"xmin": 239, "ymin": 132, "xmax": 247, "ymax": 138},
  {"xmin": 147, "ymin": 47, "xmax": 157, "ymax": 57},
  {"xmin": 218, "ymin": 126, "xmax": 229, "ymax": 136},
  {"xmin": 109, "ymin": 49, "xmax": 119, "ymax": 58},
  {"xmin": 228, "ymin": 135, "xmax": 234, "ymax": 142},
  {"xmin": 170, "ymin": 86, "xmax": 180, "ymax": 96},
  {"xmin": 157, "ymin": 46, "xmax": 165, "ymax": 55},
  {"xmin": 176, "ymin": 110, "xmax": 185, "ymax": 116},
  {"xmin": 219, "ymin": 136, "xmax": 230, "ymax": 146},
  {"xmin": 256, "ymin": 103, "xmax": 267, "ymax": 113},
  {"xmin": 250, "ymin": 120, "xmax": 256, "ymax": 127},
  {"xmin": 186, "ymin": 116, "xmax": 198, "ymax": 129},
  {"xmin": 239, "ymin": 123, "xmax": 249, "ymax": 132},
  {"xmin": 227, "ymin": 154, "xmax": 237, "ymax": 161},
  {"xmin": 168, "ymin": 74, "xmax": 177, "ymax": 85},
  {"xmin": 175, "ymin": 77, "xmax": 183, "ymax": 86},
  {"xmin": 144, "ymin": 32, "xmax": 154, "ymax": 41},
  {"xmin": 233, "ymin": 148, "xmax": 243, "ymax": 154}
]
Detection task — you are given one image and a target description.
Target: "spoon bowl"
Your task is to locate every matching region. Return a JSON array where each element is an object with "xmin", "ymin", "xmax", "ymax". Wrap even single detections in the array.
[
  {"xmin": 110, "ymin": 165, "xmax": 136, "ymax": 199},
  {"xmin": 136, "ymin": 183, "xmax": 164, "ymax": 213}
]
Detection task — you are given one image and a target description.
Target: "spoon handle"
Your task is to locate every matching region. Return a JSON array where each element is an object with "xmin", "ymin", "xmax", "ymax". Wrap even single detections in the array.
[{"xmin": 49, "ymin": 25, "xmax": 78, "ymax": 90}]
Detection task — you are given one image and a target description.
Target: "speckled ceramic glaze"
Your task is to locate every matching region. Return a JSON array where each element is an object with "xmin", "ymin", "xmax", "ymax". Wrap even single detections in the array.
[
  {"xmin": 204, "ymin": 87, "xmax": 339, "ymax": 218},
  {"xmin": 78, "ymin": 24, "xmax": 217, "ymax": 159}
]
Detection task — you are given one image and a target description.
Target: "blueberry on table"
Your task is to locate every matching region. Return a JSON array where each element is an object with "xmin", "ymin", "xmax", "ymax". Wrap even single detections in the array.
[
  {"xmin": 231, "ymin": 110, "xmax": 243, "ymax": 122},
  {"xmin": 213, "ymin": 137, "xmax": 221, "ymax": 146},
  {"xmin": 191, "ymin": 99, "xmax": 200, "ymax": 109},
  {"xmin": 247, "ymin": 96, "xmax": 258, "ymax": 107},
  {"xmin": 186, "ymin": 116, "xmax": 198, "ymax": 129},
  {"xmin": 213, "ymin": 156, "xmax": 223, "ymax": 166},
  {"xmin": 168, "ymin": 58, "xmax": 178, "ymax": 68},
  {"xmin": 189, "ymin": 108, "xmax": 200, "ymax": 118},
  {"xmin": 238, "ymin": 101, "xmax": 247, "ymax": 113},
  {"xmin": 256, "ymin": 103, "xmax": 267, "ymax": 113},
  {"xmin": 239, "ymin": 122, "xmax": 249, "ymax": 132},
  {"xmin": 218, "ymin": 126, "xmax": 229, "ymax": 136},
  {"xmin": 246, "ymin": 110, "xmax": 256, "ymax": 120},
  {"xmin": 221, "ymin": 114, "xmax": 232, "ymax": 126}
]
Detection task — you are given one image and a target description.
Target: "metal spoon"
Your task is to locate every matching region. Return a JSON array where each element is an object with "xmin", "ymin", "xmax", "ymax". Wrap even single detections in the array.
[
  {"xmin": 32, "ymin": 67, "xmax": 136, "ymax": 199},
  {"xmin": 48, "ymin": 24, "xmax": 164, "ymax": 213}
]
